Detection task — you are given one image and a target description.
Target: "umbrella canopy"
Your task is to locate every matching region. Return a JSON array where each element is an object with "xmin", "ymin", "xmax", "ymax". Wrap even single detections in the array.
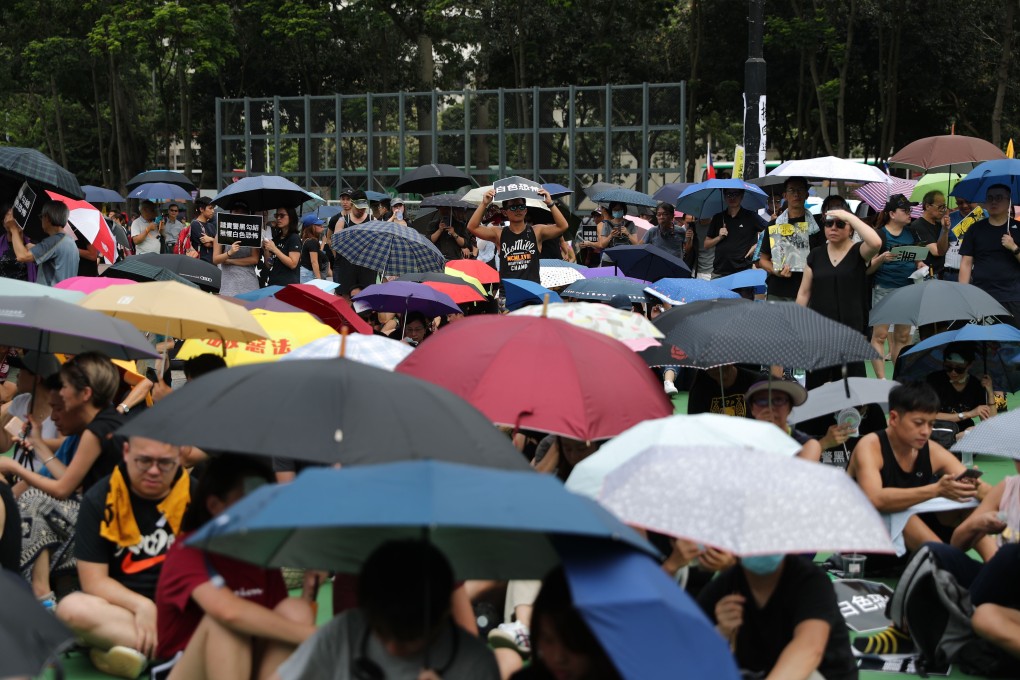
[
  {"xmin": 584, "ymin": 181, "xmax": 617, "ymax": 199},
  {"xmin": 0, "ymin": 295, "xmax": 157, "ymax": 359},
  {"xmin": 651, "ymin": 181, "xmax": 694, "ymax": 204},
  {"xmin": 589, "ymin": 187, "xmax": 658, "ymax": 209},
  {"xmin": 333, "ymin": 220, "xmax": 445, "ymax": 276},
  {"xmin": 235, "ymin": 285, "xmax": 283, "ymax": 301},
  {"xmin": 789, "ymin": 378, "xmax": 898, "ymax": 424},
  {"xmin": 644, "ymin": 278, "xmax": 739, "ymax": 305},
  {"xmin": 636, "ymin": 299, "xmax": 748, "ymax": 367},
  {"xmin": 910, "ymin": 172, "xmax": 963, "ymax": 209},
  {"xmin": 80, "ymin": 281, "xmax": 268, "ymax": 342},
  {"xmin": 502, "ymin": 279, "xmax": 562, "ymax": 311},
  {"xmin": 854, "ymin": 177, "xmax": 919, "ymax": 214},
  {"xmin": 889, "ymin": 135, "xmax": 1007, "ymax": 173},
  {"xmin": 766, "ymin": 156, "xmax": 890, "ymax": 183},
  {"xmin": 120, "ymin": 358, "xmax": 529, "ymax": 470},
  {"xmin": 46, "ymin": 192, "xmax": 119, "ymax": 264},
  {"xmin": 53, "ymin": 276, "xmax": 133, "ymax": 295},
  {"xmin": 176, "ymin": 309, "xmax": 337, "ymax": 366},
  {"xmin": 101, "ymin": 258, "xmax": 199, "ymax": 288},
  {"xmin": 665, "ymin": 300, "xmax": 878, "ymax": 370},
  {"xmin": 280, "ymin": 332, "xmax": 413, "ymax": 370},
  {"xmin": 542, "ymin": 182, "xmax": 572, "ymax": 197},
  {"xmin": 445, "ymin": 259, "xmax": 500, "ymax": 285},
  {"xmin": 395, "ymin": 271, "xmax": 486, "ymax": 295},
  {"xmin": 868, "ymin": 280, "xmax": 1009, "ymax": 327},
  {"xmin": 419, "ymin": 194, "xmax": 475, "ymax": 209},
  {"xmin": 0, "ymin": 146, "xmax": 83, "ymax": 198},
  {"xmin": 228, "ymin": 296, "xmax": 304, "ymax": 314},
  {"xmin": 565, "ymin": 413, "xmax": 802, "ymax": 499},
  {"xmin": 599, "ymin": 446, "xmax": 895, "ymax": 555},
  {"xmin": 353, "ymin": 281, "xmax": 461, "ymax": 318},
  {"xmin": 0, "ymin": 277, "xmax": 84, "ymax": 303},
  {"xmin": 82, "ymin": 185, "xmax": 126, "ymax": 203},
  {"xmin": 675, "ymin": 179, "xmax": 768, "ymax": 216},
  {"xmin": 602, "ymin": 245, "xmax": 691, "ymax": 282},
  {"xmin": 185, "ymin": 461, "xmax": 653, "ymax": 578},
  {"xmin": 581, "ymin": 267, "xmax": 646, "ymax": 282},
  {"xmin": 275, "ymin": 284, "xmax": 373, "ymax": 335},
  {"xmin": 299, "ymin": 278, "xmax": 340, "ymax": 294},
  {"xmin": 397, "ymin": 315, "xmax": 672, "ymax": 440},
  {"xmin": 422, "ymin": 281, "xmax": 484, "ymax": 304},
  {"xmin": 562, "ymin": 277, "xmax": 650, "ymax": 304},
  {"xmin": 125, "ymin": 169, "xmax": 196, "ymax": 191},
  {"xmin": 951, "ymin": 158, "xmax": 1020, "ymax": 202},
  {"xmin": 539, "ymin": 265, "xmax": 586, "ymax": 289},
  {"xmin": 511, "ymin": 302, "xmax": 663, "ymax": 342},
  {"xmin": 951, "ymin": 410, "xmax": 1020, "ymax": 459},
  {"xmin": 898, "ymin": 324, "xmax": 1020, "ymax": 393},
  {"xmin": 211, "ymin": 175, "xmax": 313, "ymax": 211},
  {"xmin": 394, "ymin": 163, "xmax": 473, "ymax": 194},
  {"xmin": 131, "ymin": 253, "xmax": 221, "ymax": 292},
  {"xmin": 127, "ymin": 182, "xmax": 193, "ymax": 202},
  {"xmin": 540, "ymin": 258, "xmax": 588, "ymax": 271},
  {"xmin": 0, "ymin": 570, "xmax": 75, "ymax": 678},
  {"xmin": 713, "ymin": 269, "xmax": 767, "ymax": 290}
]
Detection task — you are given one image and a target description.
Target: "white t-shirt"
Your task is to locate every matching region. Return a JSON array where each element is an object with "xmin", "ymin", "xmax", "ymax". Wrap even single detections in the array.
[
  {"xmin": 130, "ymin": 217, "xmax": 161, "ymax": 254},
  {"xmin": 7, "ymin": 393, "xmax": 58, "ymax": 470}
]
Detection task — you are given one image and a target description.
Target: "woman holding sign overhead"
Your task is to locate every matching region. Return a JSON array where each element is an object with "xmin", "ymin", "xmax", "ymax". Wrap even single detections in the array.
[
  {"xmin": 212, "ymin": 202, "xmax": 261, "ymax": 296},
  {"xmin": 263, "ymin": 206, "xmax": 301, "ymax": 287}
]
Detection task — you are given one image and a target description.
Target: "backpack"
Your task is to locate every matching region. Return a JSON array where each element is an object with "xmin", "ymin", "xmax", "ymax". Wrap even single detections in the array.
[
  {"xmin": 887, "ymin": 545, "xmax": 1017, "ymax": 677},
  {"xmin": 174, "ymin": 224, "xmax": 195, "ymax": 257}
]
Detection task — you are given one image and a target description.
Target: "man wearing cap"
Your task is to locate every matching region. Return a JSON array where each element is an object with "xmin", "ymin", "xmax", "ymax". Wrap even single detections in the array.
[
  {"xmin": 743, "ymin": 376, "xmax": 824, "ymax": 461},
  {"xmin": 960, "ymin": 183, "xmax": 1020, "ymax": 328},
  {"xmin": 757, "ymin": 177, "xmax": 824, "ymax": 302},
  {"xmin": 328, "ymin": 190, "xmax": 376, "ymax": 298},
  {"xmin": 643, "ymin": 202, "xmax": 690, "ymax": 260},
  {"xmin": 3, "ymin": 200, "xmax": 79, "ymax": 286}
]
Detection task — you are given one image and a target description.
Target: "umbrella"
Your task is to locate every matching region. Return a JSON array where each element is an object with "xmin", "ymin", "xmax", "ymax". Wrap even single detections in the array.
[
  {"xmin": 542, "ymin": 182, "xmax": 572, "ymax": 197},
  {"xmin": 951, "ymin": 159, "xmax": 1020, "ymax": 202},
  {"xmin": 0, "ymin": 569, "xmax": 75, "ymax": 678},
  {"xmin": 539, "ymin": 265, "xmax": 586, "ymax": 289},
  {"xmin": 316, "ymin": 205, "xmax": 344, "ymax": 220},
  {"xmin": 395, "ymin": 271, "xmax": 486, "ymax": 296},
  {"xmin": 712, "ymin": 269, "xmax": 767, "ymax": 290},
  {"xmin": 766, "ymin": 156, "xmax": 890, "ymax": 184},
  {"xmin": 211, "ymin": 175, "xmax": 313, "ymax": 211},
  {"xmin": 897, "ymin": 323, "xmax": 1020, "ymax": 393},
  {"xmin": 101, "ymin": 258, "xmax": 199, "ymax": 288},
  {"xmin": 300, "ymin": 278, "xmax": 340, "ymax": 294},
  {"xmin": 275, "ymin": 284, "xmax": 373, "ymax": 335},
  {"xmin": 502, "ymin": 279, "xmax": 562, "ymax": 311},
  {"xmin": 280, "ymin": 332, "xmax": 413, "ymax": 370},
  {"xmin": 665, "ymin": 301, "xmax": 878, "ymax": 370},
  {"xmin": 565, "ymin": 413, "xmax": 802, "ymax": 499},
  {"xmin": 394, "ymin": 163, "xmax": 473, "ymax": 194},
  {"xmin": 0, "ymin": 295, "xmax": 157, "ymax": 359},
  {"xmin": 625, "ymin": 214, "xmax": 654, "ymax": 237},
  {"xmin": 561, "ymin": 542, "xmax": 741, "ymax": 680},
  {"xmin": 599, "ymin": 446, "xmax": 895, "ymax": 555},
  {"xmin": 234, "ymin": 285, "xmax": 284, "ymax": 301},
  {"xmin": 396, "ymin": 315, "xmax": 673, "ymax": 440},
  {"xmin": 910, "ymin": 172, "xmax": 963, "ymax": 209},
  {"xmin": 421, "ymin": 281, "xmax": 484, "ymax": 304},
  {"xmin": 854, "ymin": 177, "xmax": 919, "ymax": 214},
  {"xmin": 562, "ymin": 277, "xmax": 651, "ymax": 304},
  {"xmin": 353, "ymin": 281, "xmax": 461, "ymax": 318},
  {"xmin": 53, "ymin": 276, "xmax": 133, "ymax": 295},
  {"xmin": 589, "ymin": 188, "xmax": 658, "ymax": 209},
  {"xmin": 445, "ymin": 259, "xmax": 500, "ymax": 285},
  {"xmin": 185, "ymin": 461, "xmax": 653, "ymax": 578},
  {"xmin": 539, "ymin": 258, "xmax": 588, "ymax": 271},
  {"xmin": 45, "ymin": 191, "xmax": 119, "ymax": 264},
  {"xmin": 80, "ymin": 281, "xmax": 269, "ymax": 342},
  {"xmin": 419, "ymin": 194, "xmax": 475, "ymax": 209},
  {"xmin": 868, "ymin": 280, "xmax": 1009, "ymax": 327},
  {"xmin": 175, "ymin": 310, "xmax": 337, "ymax": 366},
  {"xmin": 82, "ymin": 185, "xmax": 126, "ymax": 203},
  {"xmin": 511, "ymin": 302, "xmax": 663, "ymax": 342},
  {"xmin": 130, "ymin": 253, "xmax": 221, "ymax": 292},
  {"xmin": 365, "ymin": 190, "xmax": 390, "ymax": 202},
  {"xmin": 127, "ymin": 182, "xmax": 193, "ymax": 202},
  {"xmin": 581, "ymin": 267, "xmax": 646, "ymax": 282},
  {"xmin": 333, "ymin": 220, "xmax": 445, "ymax": 276},
  {"xmin": 584, "ymin": 182, "xmax": 617, "ymax": 200},
  {"xmin": 227, "ymin": 296, "xmax": 304, "ymax": 314},
  {"xmin": 0, "ymin": 146, "xmax": 83, "ymax": 198},
  {"xmin": 0, "ymin": 277, "xmax": 84, "ymax": 303},
  {"xmin": 789, "ymin": 378, "xmax": 898, "ymax": 425},
  {"xmin": 951, "ymin": 410, "xmax": 1020, "ymax": 459},
  {"xmin": 652, "ymin": 182, "xmax": 694, "ymax": 204},
  {"xmin": 125, "ymin": 169, "xmax": 196, "ymax": 191},
  {"xmin": 120, "ymin": 358, "xmax": 530, "ymax": 470},
  {"xmin": 644, "ymin": 278, "xmax": 739, "ymax": 305},
  {"xmin": 602, "ymin": 245, "xmax": 691, "ymax": 282},
  {"xmin": 675, "ymin": 179, "xmax": 769, "ymax": 216},
  {"xmin": 889, "ymin": 135, "xmax": 1007, "ymax": 174}
]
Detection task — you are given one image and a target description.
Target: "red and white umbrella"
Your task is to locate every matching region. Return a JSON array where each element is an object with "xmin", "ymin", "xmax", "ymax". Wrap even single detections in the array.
[{"xmin": 46, "ymin": 191, "xmax": 119, "ymax": 263}]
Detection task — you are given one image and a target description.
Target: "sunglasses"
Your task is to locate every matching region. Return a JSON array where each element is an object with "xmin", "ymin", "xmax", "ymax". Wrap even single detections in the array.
[
  {"xmin": 943, "ymin": 363, "xmax": 968, "ymax": 374},
  {"xmin": 751, "ymin": 395, "xmax": 790, "ymax": 408},
  {"xmin": 504, "ymin": 204, "xmax": 527, "ymax": 212},
  {"xmin": 825, "ymin": 219, "xmax": 847, "ymax": 228}
]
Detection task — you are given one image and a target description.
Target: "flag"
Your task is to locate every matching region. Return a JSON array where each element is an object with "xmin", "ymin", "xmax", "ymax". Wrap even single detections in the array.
[
  {"xmin": 1007, "ymin": 138, "xmax": 1015, "ymax": 159},
  {"xmin": 706, "ymin": 141, "xmax": 716, "ymax": 180}
]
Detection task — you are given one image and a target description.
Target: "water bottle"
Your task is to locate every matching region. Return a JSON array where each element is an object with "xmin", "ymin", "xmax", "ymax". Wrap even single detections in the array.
[{"xmin": 961, "ymin": 450, "xmax": 974, "ymax": 468}]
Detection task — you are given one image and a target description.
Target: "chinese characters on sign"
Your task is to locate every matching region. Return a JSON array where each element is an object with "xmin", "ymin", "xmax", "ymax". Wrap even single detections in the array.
[
  {"xmin": 833, "ymin": 579, "xmax": 894, "ymax": 633},
  {"xmin": 12, "ymin": 182, "xmax": 37, "ymax": 229},
  {"xmin": 493, "ymin": 176, "xmax": 543, "ymax": 203},
  {"xmin": 216, "ymin": 213, "xmax": 264, "ymax": 248}
]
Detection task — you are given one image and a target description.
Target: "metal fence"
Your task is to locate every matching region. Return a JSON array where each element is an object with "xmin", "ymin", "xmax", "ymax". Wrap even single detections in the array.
[{"xmin": 215, "ymin": 82, "xmax": 686, "ymax": 202}]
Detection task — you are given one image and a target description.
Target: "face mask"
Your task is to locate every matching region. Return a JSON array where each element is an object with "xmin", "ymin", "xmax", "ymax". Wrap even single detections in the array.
[
  {"xmin": 741, "ymin": 554, "xmax": 784, "ymax": 575},
  {"xmin": 611, "ymin": 210, "xmax": 625, "ymax": 219}
]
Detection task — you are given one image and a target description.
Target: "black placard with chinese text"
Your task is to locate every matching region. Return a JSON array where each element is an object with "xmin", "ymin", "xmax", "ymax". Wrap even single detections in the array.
[
  {"xmin": 216, "ymin": 214, "xmax": 263, "ymax": 247},
  {"xmin": 12, "ymin": 182, "xmax": 37, "ymax": 229}
]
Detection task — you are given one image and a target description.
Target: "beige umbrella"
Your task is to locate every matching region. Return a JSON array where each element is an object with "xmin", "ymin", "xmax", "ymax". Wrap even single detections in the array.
[{"xmin": 79, "ymin": 281, "xmax": 269, "ymax": 342}]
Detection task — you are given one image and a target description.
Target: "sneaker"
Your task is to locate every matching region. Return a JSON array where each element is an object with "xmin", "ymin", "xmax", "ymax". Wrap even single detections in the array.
[
  {"xmin": 488, "ymin": 621, "xmax": 531, "ymax": 656},
  {"xmin": 852, "ymin": 626, "xmax": 914, "ymax": 656},
  {"xmin": 89, "ymin": 646, "xmax": 148, "ymax": 679},
  {"xmin": 663, "ymin": 380, "xmax": 679, "ymax": 396}
]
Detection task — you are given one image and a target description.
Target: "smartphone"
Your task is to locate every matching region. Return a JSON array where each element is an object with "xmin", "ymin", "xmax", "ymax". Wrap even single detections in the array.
[{"xmin": 955, "ymin": 468, "xmax": 984, "ymax": 482}]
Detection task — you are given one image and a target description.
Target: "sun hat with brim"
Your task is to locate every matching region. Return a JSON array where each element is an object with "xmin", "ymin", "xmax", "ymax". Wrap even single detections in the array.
[{"xmin": 744, "ymin": 377, "xmax": 808, "ymax": 407}]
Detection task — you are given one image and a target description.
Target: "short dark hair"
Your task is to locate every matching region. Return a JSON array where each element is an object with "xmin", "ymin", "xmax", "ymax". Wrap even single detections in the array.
[
  {"xmin": 821, "ymin": 195, "xmax": 849, "ymax": 213},
  {"xmin": 922, "ymin": 190, "xmax": 944, "ymax": 207},
  {"xmin": 194, "ymin": 196, "xmax": 212, "ymax": 210},
  {"xmin": 888, "ymin": 381, "xmax": 940, "ymax": 415},
  {"xmin": 657, "ymin": 202, "xmax": 675, "ymax": 215},
  {"xmin": 181, "ymin": 454, "xmax": 274, "ymax": 531},
  {"xmin": 987, "ymin": 183, "xmax": 1011, "ymax": 197},
  {"xmin": 183, "ymin": 353, "xmax": 227, "ymax": 381},
  {"xmin": 40, "ymin": 200, "xmax": 69, "ymax": 227},
  {"xmin": 783, "ymin": 176, "xmax": 809, "ymax": 192}
]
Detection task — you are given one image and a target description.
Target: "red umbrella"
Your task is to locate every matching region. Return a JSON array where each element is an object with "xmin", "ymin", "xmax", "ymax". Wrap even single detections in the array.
[
  {"xmin": 422, "ymin": 281, "xmax": 485, "ymax": 304},
  {"xmin": 889, "ymin": 135, "xmax": 1006, "ymax": 173},
  {"xmin": 275, "ymin": 284, "xmax": 373, "ymax": 335},
  {"xmin": 46, "ymin": 191, "xmax": 119, "ymax": 263},
  {"xmin": 446, "ymin": 259, "xmax": 500, "ymax": 284},
  {"xmin": 397, "ymin": 315, "xmax": 672, "ymax": 440}
]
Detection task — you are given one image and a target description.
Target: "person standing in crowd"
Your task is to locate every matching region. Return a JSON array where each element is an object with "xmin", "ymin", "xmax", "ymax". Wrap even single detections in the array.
[
  {"xmin": 212, "ymin": 203, "xmax": 261, "ymax": 296},
  {"xmin": 432, "ymin": 205, "xmax": 474, "ymax": 261},
  {"xmin": 3, "ymin": 200, "xmax": 78, "ymax": 286},
  {"xmin": 943, "ymin": 197, "xmax": 983, "ymax": 282},
  {"xmin": 130, "ymin": 201, "xmax": 162, "ymax": 256},
  {"xmin": 298, "ymin": 214, "xmax": 326, "ymax": 283},
  {"xmin": 758, "ymin": 177, "xmax": 824, "ymax": 302},
  {"xmin": 574, "ymin": 208, "xmax": 604, "ymax": 267},
  {"xmin": 596, "ymin": 202, "xmax": 640, "ymax": 263},
  {"xmin": 329, "ymin": 190, "xmax": 376, "ymax": 298},
  {"xmin": 263, "ymin": 207, "xmax": 301, "ymax": 287},
  {"xmin": 161, "ymin": 204, "xmax": 187, "ymax": 254},
  {"xmin": 188, "ymin": 197, "xmax": 217, "ymax": 263},
  {"xmin": 960, "ymin": 183, "xmax": 1020, "ymax": 328},
  {"xmin": 704, "ymin": 188, "xmax": 762, "ymax": 295},
  {"xmin": 912, "ymin": 190, "xmax": 951, "ymax": 277},
  {"xmin": 388, "ymin": 198, "xmax": 408, "ymax": 227},
  {"xmin": 643, "ymin": 202, "xmax": 689, "ymax": 261}
]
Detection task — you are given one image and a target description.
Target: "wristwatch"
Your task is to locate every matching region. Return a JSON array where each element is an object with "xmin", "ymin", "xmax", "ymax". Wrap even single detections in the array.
[
  {"xmin": 1012, "ymin": 246, "xmax": 1020, "ymax": 255},
  {"xmin": 118, "ymin": 403, "xmax": 130, "ymax": 414},
  {"xmin": 957, "ymin": 411, "xmax": 966, "ymax": 421}
]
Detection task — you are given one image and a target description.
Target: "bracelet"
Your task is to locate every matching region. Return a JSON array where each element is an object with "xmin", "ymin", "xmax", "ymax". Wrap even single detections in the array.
[{"xmin": 43, "ymin": 455, "xmax": 56, "ymax": 465}]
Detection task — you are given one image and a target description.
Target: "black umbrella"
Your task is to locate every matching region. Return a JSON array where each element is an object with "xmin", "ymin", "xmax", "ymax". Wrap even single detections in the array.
[
  {"xmin": 119, "ymin": 358, "xmax": 530, "ymax": 470},
  {"xmin": 602, "ymin": 245, "xmax": 692, "ymax": 282},
  {"xmin": 0, "ymin": 569, "xmax": 75, "ymax": 678},
  {"xmin": 210, "ymin": 175, "xmax": 311, "ymax": 211},
  {"xmin": 132, "ymin": 253, "xmax": 221, "ymax": 293},
  {"xmin": 125, "ymin": 169, "xmax": 196, "ymax": 192},
  {"xmin": 394, "ymin": 163, "xmax": 472, "ymax": 195},
  {"xmin": 0, "ymin": 295, "xmax": 157, "ymax": 359},
  {"xmin": 664, "ymin": 300, "xmax": 878, "ymax": 370},
  {"xmin": 0, "ymin": 146, "xmax": 83, "ymax": 199},
  {"xmin": 419, "ymin": 194, "xmax": 475, "ymax": 209},
  {"xmin": 639, "ymin": 299, "xmax": 750, "ymax": 367},
  {"xmin": 101, "ymin": 258, "xmax": 201, "ymax": 289}
]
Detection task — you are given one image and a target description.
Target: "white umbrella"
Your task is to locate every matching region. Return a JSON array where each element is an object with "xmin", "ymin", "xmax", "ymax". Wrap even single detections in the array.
[
  {"xmin": 566, "ymin": 414, "xmax": 801, "ymax": 499},
  {"xmin": 951, "ymin": 410, "xmax": 1020, "ymax": 460},
  {"xmin": 789, "ymin": 378, "xmax": 898, "ymax": 425},
  {"xmin": 539, "ymin": 265, "xmax": 585, "ymax": 289},
  {"xmin": 280, "ymin": 333, "xmax": 413, "ymax": 371},
  {"xmin": 511, "ymin": 301, "xmax": 663, "ymax": 342},
  {"xmin": 767, "ymin": 156, "xmax": 891, "ymax": 184},
  {"xmin": 462, "ymin": 184, "xmax": 551, "ymax": 214},
  {"xmin": 599, "ymin": 446, "xmax": 895, "ymax": 556}
]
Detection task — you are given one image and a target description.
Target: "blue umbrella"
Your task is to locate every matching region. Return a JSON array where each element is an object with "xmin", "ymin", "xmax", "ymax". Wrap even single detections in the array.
[
  {"xmin": 713, "ymin": 269, "xmax": 767, "ymax": 291},
  {"xmin": 542, "ymin": 182, "xmax": 572, "ymax": 197},
  {"xmin": 951, "ymin": 159, "xmax": 1020, "ymax": 202},
  {"xmin": 127, "ymin": 182, "xmax": 193, "ymax": 202},
  {"xmin": 353, "ymin": 281, "xmax": 461, "ymax": 317},
  {"xmin": 333, "ymin": 220, "xmax": 446, "ymax": 276},
  {"xmin": 316, "ymin": 205, "xmax": 344, "ymax": 220},
  {"xmin": 590, "ymin": 187, "xmax": 658, "ymax": 209},
  {"xmin": 602, "ymin": 245, "xmax": 691, "ymax": 282},
  {"xmin": 561, "ymin": 541, "xmax": 741, "ymax": 680},
  {"xmin": 185, "ymin": 460, "xmax": 656, "ymax": 578},
  {"xmin": 365, "ymin": 190, "xmax": 390, "ymax": 202},
  {"xmin": 652, "ymin": 182, "xmax": 694, "ymax": 204},
  {"xmin": 211, "ymin": 175, "xmax": 313, "ymax": 211},
  {"xmin": 645, "ymin": 278, "xmax": 739, "ymax": 305},
  {"xmin": 82, "ymin": 185, "xmax": 126, "ymax": 203},
  {"xmin": 898, "ymin": 323, "xmax": 1020, "ymax": 393},
  {"xmin": 562, "ymin": 277, "xmax": 650, "ymax": 303},
  {"xmin": 234, "ymin": 285, "xmax": 284, "ymax": 301},
  {"xmin": 503, "ymin": 278, "xmax": 562, "ymax": 311},
  {"xmin": 676, "ymin": 179, "xmax": 768, "ymax": 217}
]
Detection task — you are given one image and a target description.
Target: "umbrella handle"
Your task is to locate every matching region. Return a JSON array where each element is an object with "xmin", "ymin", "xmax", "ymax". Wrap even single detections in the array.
[
  {"xmin": 339, "ymin": 326, "xmax": 349, "ymax": 358},
  {"xmin": 542, "ymin": 293, "xmax": 550, "ymax": 317}
]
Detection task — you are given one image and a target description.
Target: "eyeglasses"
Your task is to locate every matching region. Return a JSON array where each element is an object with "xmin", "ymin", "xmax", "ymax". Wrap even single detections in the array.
[
  {"xmin": 784, "ymin": 187, "xmax": 807, "ymax": 196},
  {"xmin": 131, "ymin": 455, "xmax": 178, "ymax": 473},
  {"xmin": 986, "ymin": 193, "xmax": 1010, "ymax": 203},
  {"xmin": 943, "ymin": 363, "xmax": 968, "ymax": 374},
  {"xmin": 931, "ymin": 204, "xmax": 947, "ymax": 212},
  {"xmin": 168, "ymin": 208, "xmax": 178, "ymax": 212},
  {"xmin": 751, "ymin": 395, "xmax": 791, "ymax": 408},
  {"xmin": 504, "ymin": 204, "xmax": 527, "ymax": 212},
  {"xmin": 275, "ymin": 212, "xmax": 289, "ymax": 218}
]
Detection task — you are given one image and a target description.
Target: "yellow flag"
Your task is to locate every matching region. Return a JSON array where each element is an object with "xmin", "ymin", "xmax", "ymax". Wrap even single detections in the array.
[
  {"xmin": 733, "ymin": 145, "xmax": 745, "ymax": 179},
  {"xmin": 1008, "ymin": 139, "xmax": 1015, "ymax": 159}
]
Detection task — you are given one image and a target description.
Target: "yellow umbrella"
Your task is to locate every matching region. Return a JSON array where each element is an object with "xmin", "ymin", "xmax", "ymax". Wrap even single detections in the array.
[
  {"xmin": 175, "ymin": 309, "xmax": 337, "ymax": 366},
  {"xmin": 79, "ymin": 281, "xmax": 268, "ymax": 342},
  {"xmin": 442, "ymin": 268, "xmax": 486, "ymax": 295}
]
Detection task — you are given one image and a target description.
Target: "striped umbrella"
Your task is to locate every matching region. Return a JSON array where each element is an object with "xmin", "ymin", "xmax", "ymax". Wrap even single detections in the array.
[{"xmin": 854, "ymin": 177, "xmax": 921, "ymax": 217}]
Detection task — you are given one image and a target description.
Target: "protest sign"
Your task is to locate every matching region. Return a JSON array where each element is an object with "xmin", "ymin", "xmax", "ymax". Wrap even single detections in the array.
[
  {"xmin": 834, "ymin": 579, "xmax": 894, "ymax": 633},
  {"xmin": 216, "ymin": 213, "xmax": 263, "ymax": 247},
  {"xmin": 12, "ymin": 182, "xmax": 37, "ymax": 229},
  {"xmin": 889, "ymin": 245, "xmax": 930, "ymax": 263},
  {"xmin": 494, "ymin": 176, "xmax": 543, "ymax": 203}
]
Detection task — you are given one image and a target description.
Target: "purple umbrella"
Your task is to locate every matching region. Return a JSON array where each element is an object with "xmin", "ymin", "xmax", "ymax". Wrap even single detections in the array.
[
  {"xmin": 353, "ymin": 281, "xmax": 461, "ymax": 319},
  {"xmin": 582, "ymin": 267, "xmax": 649, "ymax": 284}
]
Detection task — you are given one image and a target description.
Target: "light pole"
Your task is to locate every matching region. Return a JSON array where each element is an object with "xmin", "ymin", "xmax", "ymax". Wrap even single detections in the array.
[{"xmin": 743, "ymin": 0, "xmax": 767, "ymax": 180}]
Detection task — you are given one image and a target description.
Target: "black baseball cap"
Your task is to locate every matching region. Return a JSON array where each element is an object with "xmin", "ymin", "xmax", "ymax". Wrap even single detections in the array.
[{"xmin": 884, "ymin": 194, "xmax": 915, "ymax": 212}]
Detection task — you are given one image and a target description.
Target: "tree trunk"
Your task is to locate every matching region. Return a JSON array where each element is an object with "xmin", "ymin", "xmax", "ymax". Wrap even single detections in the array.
[
  {"xmin": 685, "ymin": 0, "xmax": 702, "ymax": 181},
  {"xmin": 90, "ymin": 60, "xmax": 110, "ymax": 188},
  {"xmin": 991, "ymin": 0, "xmax": 1016, "ymax": 147},
  {"xmin": 415, "ymin": 34, "xmax": 435, "ymax": 165},
  {"xmin": 48, "ymin": 75, "xmax": 67, "ymax": 168},
  {"xmin": 179, "ymin": 60, "xmax": 193, "ymax": 179},
  {"xmin": 836, "ymin": 0, "xmax": 856, "ymax": 157},
  {"xmin": 108, "ymin": 51, "xmax": 129, "ymax": 191}
]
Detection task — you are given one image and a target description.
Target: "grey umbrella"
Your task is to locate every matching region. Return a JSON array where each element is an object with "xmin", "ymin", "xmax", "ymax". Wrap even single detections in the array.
[
  {"xmin": 951, "ymin": 410, "xmax": 1020, "ymax": 460},
  {"xmin": 789, "ymin": 378, "xmax": 898, "ymax": 425},
  {"xmin": 0, "ymin": 570, "xmax": 75, "ymax": 678},
  {"xmin": 869, "ymin": 279, "xmax": 1009, "ymax": 327},
  {"xmin": 125, "ymin": 169, "xmax": 196, "ymax": 191}
]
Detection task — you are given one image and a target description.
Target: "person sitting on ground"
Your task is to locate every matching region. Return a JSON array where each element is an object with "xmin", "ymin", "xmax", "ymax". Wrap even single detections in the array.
[
  {"xmin": 697, "ymin": 552, "xmax": 858, "ymax": 680},
  {"xmin": 0, "ymin": 352, "xmax": 64, "ymax": 472},
  {"xmin": 686, "ymin": 364, "xmax": 758, "ymax": 417},
  {"xmin": 743, "ymin": 376, "xmax": 844, "ymax": 462},
  {"xmin": 397, "ymin": 311, "xmax": 432, "ymax": 346},
  {"xmin": 0, "ymin": 477, "xmax": 20, "ymax": 573},
  {"xmin": 275, "ymin": 539, "xmax": 500, "ymax": 680},
  {"xmin": 155, "ymin": 455, "xmax": 316, "ymax": 679},
  {"xmin": 924, "ymin": 343, "xmax": 996, "ymax": 437}
]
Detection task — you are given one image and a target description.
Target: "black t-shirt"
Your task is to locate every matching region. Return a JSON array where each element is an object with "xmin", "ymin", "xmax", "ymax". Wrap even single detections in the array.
[
  {"xmin": 697, "ymin": 556, "xmax": 857, "ymax": 680},
  {"xmin": 267, "ymin": 230, "xmax": 301, "ymax": 286},
  {"xmin": 300, "ymin": 238, "xmax": 321, "ymax": 270},
  {"xmin": 189, "ymin": 218, "xmax": 215, "ymax": 263},
  {"xmin": 0, "ymin": 481, "xmax": 21, "ymax": 571},
  {"xmin": 706, "ymin": 208, "xmax": 762, "ymax": 276},
  {"xmin": 959, "ymin": 218, "xmax": 1020, "ymax": 303},
  {"xmin": 74, "ymin": 228, "xmax": 99, "ymax": 277},
  {"xmin": 925, "ymin": 370, "xmax": 988, "ymax": 431},
  {"xmin": 760, "ymin": 219, "xmax": 824, "ymax": 299},
  {"xmin": 686, "ymin": 368, "xmax": 758, "ymax": 417},
  {"xmin": 82, "ymin": 407, "xmax": 128, "ymax": 493},
  {"xmin": 909, "ymin": 218, "xmax": 942, "ymax": 272}
]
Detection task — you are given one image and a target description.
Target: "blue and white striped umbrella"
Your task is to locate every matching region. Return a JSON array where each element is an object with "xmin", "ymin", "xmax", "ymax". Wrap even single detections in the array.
[{"xmin": 332, "ymin": 220, "xmax": 445, "ymax": 276}]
